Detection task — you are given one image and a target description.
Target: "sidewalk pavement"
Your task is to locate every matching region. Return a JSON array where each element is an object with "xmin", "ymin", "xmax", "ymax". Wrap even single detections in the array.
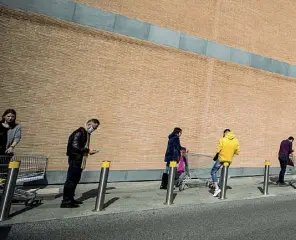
[{"xmin": 1, "ymin": 175, "xmax": 296, "ymax": 225}]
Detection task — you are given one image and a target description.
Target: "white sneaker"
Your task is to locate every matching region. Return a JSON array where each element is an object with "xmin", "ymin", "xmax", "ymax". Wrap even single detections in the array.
[{"xmin": 213, "ymin": 188, "xmax": 221, "ymax": 197}]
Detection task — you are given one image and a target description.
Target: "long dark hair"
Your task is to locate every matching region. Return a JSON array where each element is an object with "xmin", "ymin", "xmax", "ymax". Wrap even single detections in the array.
[
  {"xmin": 173, "ymin": 127, "xmax": 182, "ymax": 134},
  {"xmin": 1, "ymin": 109, "xmax": 17, "ymax": 127}
]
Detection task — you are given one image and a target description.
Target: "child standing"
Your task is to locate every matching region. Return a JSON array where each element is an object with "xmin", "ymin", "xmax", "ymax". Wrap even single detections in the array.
[{"xmin": 175, "ymin": 147, "xmax": 189, "ymax": 190}]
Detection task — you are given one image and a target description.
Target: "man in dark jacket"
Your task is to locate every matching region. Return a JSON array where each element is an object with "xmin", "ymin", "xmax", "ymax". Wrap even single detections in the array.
[
  {"xmin": 61, "ymin": 119, "xmax": 100, "ymax": 208},
  {"xmin": 160, "ymin": 127, "xmax": 184, "ymax": 189},
  {"xmin": 277, "ymin": 136, "xmax": 294, "ymax": 186}
]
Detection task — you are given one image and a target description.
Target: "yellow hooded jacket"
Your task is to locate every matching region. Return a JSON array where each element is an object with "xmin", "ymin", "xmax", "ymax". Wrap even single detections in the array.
[{"xmin": 216, "ymin": 132, "xmax": 240, "ymax": 162}]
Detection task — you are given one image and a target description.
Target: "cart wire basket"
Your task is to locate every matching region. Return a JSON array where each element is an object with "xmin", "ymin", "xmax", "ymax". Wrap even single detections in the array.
[
  {"xmin": 0, "ymin": 154, "xmax": 48, "ymax": 206},
  {"xmin": 178, "ymin": 152, "xmax": 201, "ymax": 191}
]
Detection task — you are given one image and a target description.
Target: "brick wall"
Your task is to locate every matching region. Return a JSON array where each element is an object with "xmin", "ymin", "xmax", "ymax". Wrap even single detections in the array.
[
  {"xmin": 76, "ymin": 0, "xmax": 296, "ymax": 64},
  {"xmin": 0, "ymin": 7, "xmax": 295, "ymax": 172}
]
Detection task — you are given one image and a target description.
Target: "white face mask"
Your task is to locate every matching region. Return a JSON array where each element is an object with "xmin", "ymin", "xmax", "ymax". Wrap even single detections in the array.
[{"xmin": 87, "ymin": 126, "xmax": 95, "ymax": 134}]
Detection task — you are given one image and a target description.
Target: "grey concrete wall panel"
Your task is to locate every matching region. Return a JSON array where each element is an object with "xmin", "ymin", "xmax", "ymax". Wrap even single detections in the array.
[
  {"xmin": 189, "ymin": 168, "xmax": 212, "ymax": 179},
  {"xmin": 73, "ymin": 3, "xmax": 116, "ymax": 31},
  {"xmin": 80, "ymin": 171, "xmax": 101, "ymax": 183},
  {"xmin": 126, "ymin": 170, "xmax": 163, "ymax": 181},
  {"xmin": 268, "ymin": 167, "xmax": 281, "ymax": 175},
  {"xmin": 45, "ymin": 171, "xmax": 66, "ymax": 184},
  {"xmin": 0, "ymin": 0, "xmax": 28, "ymax": 10},
  {"xmin": 114, "ymin": 15, "xmax": 151, "ymax": 40},
  {"xmin": 288, "ymin": 65, "xmax": 296, "ymax": 78},
  {"xmin": 269, "ymin": 59, "xmax": 289, "ymax": 76},
  {"xmin": 179, "ymin": 33, "xmax": 208, "ymax": 55},
  {"xmin": 26, "ymin": 0, "xmax": 76, "ymax": 21},
  {"xmin": 108, "ymin": 170, "xmax": 127, "ymax": 182},
  {"xmin": 228, "ymin": 168, "xmax": 244, "ymax": 177},
  {"xmin": 206, "ymin": 41, "xmax": 231, "ymax": 62},
  {"xmin": 148, "ymin": 25, "xmax": 181, "ymax": 48},
  {"xmin": 250, "ymin": 53, "xmax": 272, "ymax": 72},
  {"xmin": 29, "ymin": 167, "xmax": 282, "ymax": 185},
  {"xmin": 230, "ymin": 48, "xmax": 251, "ymax": 66}
]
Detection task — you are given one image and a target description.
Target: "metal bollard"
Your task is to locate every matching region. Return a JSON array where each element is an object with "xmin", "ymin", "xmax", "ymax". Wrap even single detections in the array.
[
  {"xmin": 263, "ymin": 160, "xmax": 270, "ymax": 195},
  {"xmin": 94, "ymin": 161, "xmax": 111, "ymax": 211},
  {"xmin": 0, "ymin": 161, "xmax": 21, "ymax": 221},
  {"xmin": 219, "ymin": 162, "xmax": 229, "ymax": 200},
  {"xmin": 164, "ymin": 161, "xmax": 177, "ymax": 205}
]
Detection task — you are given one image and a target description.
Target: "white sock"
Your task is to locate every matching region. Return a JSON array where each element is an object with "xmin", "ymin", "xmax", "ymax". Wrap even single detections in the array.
[{"xmin": 214, "ymin": 182, "xmax": 219, "ymax": 190}]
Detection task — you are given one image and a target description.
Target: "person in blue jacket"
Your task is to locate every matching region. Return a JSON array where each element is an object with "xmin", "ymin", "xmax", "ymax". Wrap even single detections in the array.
[{"xmin": 160, "ymin": 127, "xmax": 184, "ymax": 189}]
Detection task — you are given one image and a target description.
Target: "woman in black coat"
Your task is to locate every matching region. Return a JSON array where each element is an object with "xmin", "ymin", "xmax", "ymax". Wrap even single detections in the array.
[{"xmin": 160, "ymin": 127, "xmax": 184, "ymax": 189}]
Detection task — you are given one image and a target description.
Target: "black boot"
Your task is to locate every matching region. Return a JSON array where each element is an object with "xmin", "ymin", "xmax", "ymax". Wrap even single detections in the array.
[{"xmin": 160, "ymin": 173, "xmax": 168, "ymax": 189}]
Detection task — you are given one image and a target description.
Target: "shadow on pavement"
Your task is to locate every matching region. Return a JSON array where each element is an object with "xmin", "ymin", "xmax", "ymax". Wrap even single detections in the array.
[
  {"xmin": 76, "ymin": 187, "xmax": 116, "ymax": 202},
  {"xmin": 270, "ymin": 176, "xmax": 279, "ymax": 183},
  {"xmin": 257, "ymin": 186, "xmax": 264, "ymax": 194},
  {"xmin": 9, "ymin": 202, "xmax": 43, "ymax": 218},
  {"xmin": 0, "ymin": 226, "xmax": 12, "ymax": 240},
  {"xmin": 104, "ymin": 197, "xmax": 120, "ymax": 209},
  {"xmin": 172, "ymin": 193, "xmax": 177, "ymax": 203},
  {"xmin": 188, "ymin": 183, "xmax": 234, "ymax": 189}
]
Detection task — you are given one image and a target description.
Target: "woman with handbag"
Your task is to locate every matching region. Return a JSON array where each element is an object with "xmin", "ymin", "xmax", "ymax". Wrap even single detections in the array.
[{"xmin": 0, "ymin": 109, "xmax": 22, "ymax": 181}]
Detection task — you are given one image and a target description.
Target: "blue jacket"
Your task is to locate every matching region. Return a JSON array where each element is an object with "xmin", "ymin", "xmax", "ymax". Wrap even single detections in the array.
[{"xmin": 164, "ymin": 132, "xmax": 182, "ymax": 162}]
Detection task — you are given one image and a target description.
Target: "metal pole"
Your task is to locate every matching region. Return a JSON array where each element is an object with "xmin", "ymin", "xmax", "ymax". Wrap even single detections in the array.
[
  {"xmin": 164, "ymin": 161, "xmax": 177, "ymax": 205},
  {"xmin": 94, "ymin": 161, "xmax": 110, "ymax": 211},
  {"xmin": 0, "ymin": 161, "xmax": 21, "ymax": 221},
  {"xmin": 263, "ymin": 160, "xmax": 270, "ymax": 195},
  {"xmin": 219, "ymin": 162, "xmax": 229, "ymax": 200}
]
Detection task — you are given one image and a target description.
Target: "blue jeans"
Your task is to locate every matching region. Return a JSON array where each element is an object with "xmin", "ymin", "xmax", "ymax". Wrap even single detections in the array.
[
  {"xmin": 211, "ymin": 160, "xmax": 222, "ymax": 185},
  {"xmin": 164, "ymin": 161, "xmax": 170, "ymax": 174}
]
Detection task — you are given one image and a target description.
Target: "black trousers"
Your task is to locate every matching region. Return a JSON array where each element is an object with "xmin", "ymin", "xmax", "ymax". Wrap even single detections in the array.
[
  {"xmin": 63, "ymin": 156, "xmax": 83, "ymax": 201},
  {"xmin": 278, "ymin": 154, "xmax": 289, "ymax": 183},
  {"xmin": 0, "ymin": 153, "xmax": 13, "ymax": 180}
]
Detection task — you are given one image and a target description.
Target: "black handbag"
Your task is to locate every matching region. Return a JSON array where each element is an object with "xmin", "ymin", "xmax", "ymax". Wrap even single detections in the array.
[{"xmin": 213, "ymin": 153, "xmax": 219, "ymax": 161}]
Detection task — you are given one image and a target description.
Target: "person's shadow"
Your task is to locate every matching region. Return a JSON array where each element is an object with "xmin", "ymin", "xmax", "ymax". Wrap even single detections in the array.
[
  {"xmin": 0, "ymin": 226, "xmax": 12, "ymax": 240},
  {"xmin": 76, "ymin": 187, "xmax": 116, "ymax": 202}
]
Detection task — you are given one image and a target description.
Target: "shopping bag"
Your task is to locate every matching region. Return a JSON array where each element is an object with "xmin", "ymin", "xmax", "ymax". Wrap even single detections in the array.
[
  {"xmin": 177, "ymin": 156, "xmax": 185, "ymax": 172},
  {"xmin": 288, "ymin": 154, "xmax": 295, "ymax": 166}
]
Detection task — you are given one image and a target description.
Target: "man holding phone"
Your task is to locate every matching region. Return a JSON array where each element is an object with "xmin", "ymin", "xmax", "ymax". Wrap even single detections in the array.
[{"xmin": 61, "ymin": 118, "xmax": 100, "ymax": 208}]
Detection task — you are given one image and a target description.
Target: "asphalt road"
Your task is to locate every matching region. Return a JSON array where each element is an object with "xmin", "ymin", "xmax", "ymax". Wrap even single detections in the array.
[{"xmin": 1, "ymin": 195, "xmax": 296, "ymax": 240}]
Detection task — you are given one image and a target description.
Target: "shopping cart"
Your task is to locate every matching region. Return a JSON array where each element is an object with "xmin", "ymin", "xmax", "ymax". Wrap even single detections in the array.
[
  {"xmin": 177, "ymin": 152, "xmax": 199, "ymax": 191},
  {"xmin": 0, "ymin": 155, "xmax": 48, "ymax": 206},
  {"xmin": 184, "ymin": 153, "xmax": 227, "ymax": 189},
  {"xmin": 287, "ymin": 153, "xmax": 296, "ymax": 185}
]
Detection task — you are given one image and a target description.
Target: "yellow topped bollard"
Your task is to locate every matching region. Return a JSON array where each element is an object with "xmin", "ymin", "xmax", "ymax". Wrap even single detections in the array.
[
  {"xmin": 164, "ymin": 161, "xmax": 177, "ymax": 205},
  {"xmin": 94, "ymin": 161, "xmax": 111, "ymax": 211},
  {"xmin": 219, "ymin": 161, "xmax": 230, "ymax": 200},
  {"xmin": 8, "ymin": 161, "xmax": 21, "ymax": 169},
  {"xmin": 223, "ymin": 162, "xmax": 230, "ymax": 167},
  {"xmin": 263, "ymin": 160, "xmax": 270, "ymax": 195},
  {"xmin": 101, "ymin": 161, "xmax": 111, "ymax": 168},
  {"xmin": 169, "ymin": 161, "xmax": 177, "ymax": 168},
  {"xmin": 0, "ymin": 161, "xmax": 21, "ymax": 221},
  {"xmin": 265, "ymin": 160, "xmax": 271, "ymax": 166}
]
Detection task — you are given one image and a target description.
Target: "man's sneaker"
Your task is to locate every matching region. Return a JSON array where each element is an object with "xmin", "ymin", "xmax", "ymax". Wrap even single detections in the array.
[
  {"xmin": 60, "ymin": 201, "xmax": 80, "ymax": 208},
  {"xmin": 278, "ymin": 182, "xmax": 288, "ymax": 187},
  {"xmin": 213, "ymin": 188, "xmax": 221, "ymax": 197},
  {"xmin": 72, "ymin": 199, "xmax": 83, "ymax": 204}
]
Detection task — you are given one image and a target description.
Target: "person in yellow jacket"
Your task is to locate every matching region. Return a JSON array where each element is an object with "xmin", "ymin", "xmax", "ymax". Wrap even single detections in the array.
[{"xmin": 211, "ymin": 129, "xmax": 240, "ymax": 197}]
